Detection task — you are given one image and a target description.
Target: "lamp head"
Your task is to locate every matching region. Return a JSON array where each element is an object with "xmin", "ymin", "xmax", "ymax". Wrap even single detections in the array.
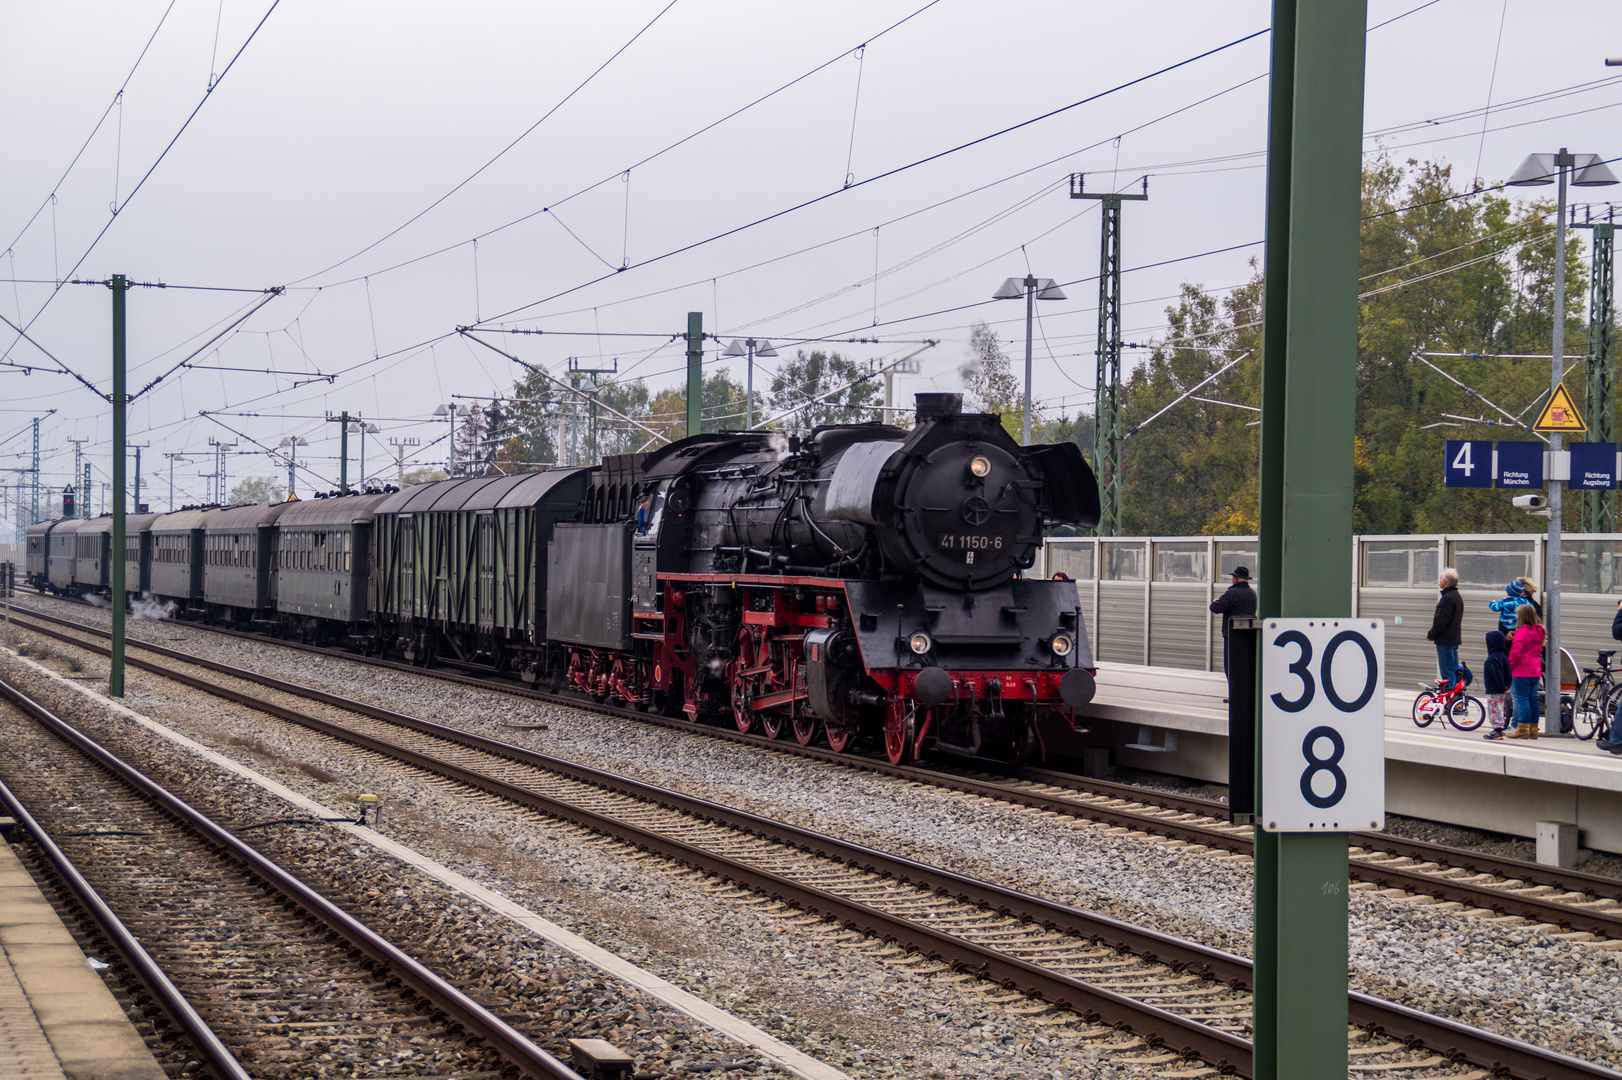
[
  {"xmin": 755, "ymin": 339, "xmax": 778, "ymax": 358},
  {"xmin": 723, "ymin": 339, "xmax": 749, "ymax": 357},
  {"xmin": 993, "ymin": 277, "xmax": 1025, "ymax": 300}
]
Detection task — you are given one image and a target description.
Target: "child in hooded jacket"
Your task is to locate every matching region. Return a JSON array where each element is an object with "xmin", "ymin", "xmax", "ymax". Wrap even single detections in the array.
[
  {"xmin": 1481, "ymin": 630, "xmax": 1512, "ymax": 740},
  {"xmin": 1489, "ymin": 578, "xmax": 1541, "ymax": 637},
  {"xmin": 1507, "ymin": 604, "xmax": 1545, "ymax": 740}
]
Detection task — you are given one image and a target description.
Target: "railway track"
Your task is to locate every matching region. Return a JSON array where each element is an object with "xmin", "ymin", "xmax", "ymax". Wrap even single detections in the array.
[
  {"xmin": 13, "ymin": 599, "xmax": 1622, "ymax": 941},
  {"xmin": 7, "ymin": 606, "xmax": 1619, "ymax": 1079},
  {"xmin": 0, "ymin": 676, "xmax": 583, "ymax": 1080}
]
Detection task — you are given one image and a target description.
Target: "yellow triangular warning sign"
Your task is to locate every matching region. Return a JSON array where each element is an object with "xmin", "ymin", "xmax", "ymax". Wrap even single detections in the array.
[{"xmin": 1534, "ymin": 382, "xmax": 1587, "ymax": 432}]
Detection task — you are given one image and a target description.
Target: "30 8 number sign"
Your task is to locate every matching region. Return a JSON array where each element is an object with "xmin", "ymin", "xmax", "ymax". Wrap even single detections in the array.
[{"xmin": 1260, "ymin": 618, "xmax": 1385, "ymax": 832}]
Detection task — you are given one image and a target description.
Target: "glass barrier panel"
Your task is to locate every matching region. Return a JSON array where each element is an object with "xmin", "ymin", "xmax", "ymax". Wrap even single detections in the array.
[
  {"xmin": 1216, "ymin": 542, "xmax": 1257, "ymax": 582},
  {"xmin": 1363, "ymin": 540, "xmax": 1439, "ymax": 587},
  {"xmin": 1153, "ymin": 541, "xmax": 1208, "ymax": 582},
  {"xmin": 1103, "ymin": 542, "xmax": 1145, "ymax": 581},
  {"xmin": 1448, "ymin": 539, "xmax": 1534, "ymax": 589},
  {"xmin": 1047, "ymin": 543, "xmax": 1095, "ymax": 581},
  {"xmin": 1562, "ymin": 540, "xmax": 1622, "ymax": 594}
]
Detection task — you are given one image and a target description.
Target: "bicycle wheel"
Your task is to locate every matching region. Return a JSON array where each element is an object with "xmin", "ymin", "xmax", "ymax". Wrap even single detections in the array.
[
  {"xmin": 1573, "ymin": 674, "xmax": 1605, "ymax": 740},
  {"xmin": 1597, "ymin": 685, "xmax": 1620, "ymax": 744},
  {"xmin": 1448, "ymin": 694, "xmax": 1486, "ymax": 731},
  {"xmin": 1412, "ymin": 691, "xmax": 1439, "ymax": 728}
]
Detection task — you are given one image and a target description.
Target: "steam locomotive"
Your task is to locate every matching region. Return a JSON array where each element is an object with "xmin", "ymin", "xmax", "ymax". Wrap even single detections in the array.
[{"xmin": 27, "ymin": 393, "xmax": 1099, "ymax": 764}]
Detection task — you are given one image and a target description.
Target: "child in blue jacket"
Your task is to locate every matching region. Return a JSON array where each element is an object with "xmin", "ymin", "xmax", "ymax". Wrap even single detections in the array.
[
  {"xmin": 1488, "ymin": 578, "xmax": 1540, "ymax": 637},
  {"xmin": 1481, "ymin": 629, "xmax": 1512, "ymax": 740}
]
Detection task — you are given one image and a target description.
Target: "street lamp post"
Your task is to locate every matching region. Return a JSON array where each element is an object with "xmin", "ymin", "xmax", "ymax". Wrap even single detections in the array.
[
  {"xmin": 433, "ymin": 403, "xmax": 458, "ymax": 475},
  {"xmin": 992, "ymin": 275, "xmax": 1067, "ymax": 445},
  {"xmin": 722, "ymin": 339, "xmax": 778, "ymax": 429},
  {"xmin": 350, "ymin": 421, "xmax": 380, "ymax": 490},
  {"xmin": 1508, "ymin": 148, "xmax": 1618, "ymax": 733},
  {"xmin": 279, "ymin": 436, "xmax": 308, "ymax": 499}
]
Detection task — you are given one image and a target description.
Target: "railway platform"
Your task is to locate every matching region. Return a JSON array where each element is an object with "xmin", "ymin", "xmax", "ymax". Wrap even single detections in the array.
[
  {"xmin": 0, "ymin": 821, "xmax": 167, "ymax": 1080},
  {"xmin": 1077, "ymin": 664, "xmax": 1622, "ymax": 858}
]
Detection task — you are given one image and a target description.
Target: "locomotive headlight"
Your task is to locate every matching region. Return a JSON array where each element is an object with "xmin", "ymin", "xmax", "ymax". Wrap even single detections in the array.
[
  {"xmin": 909, "ymin": 631, "xmax": 933, "ymax": 655},
  {"xmin": 1048, "ymin": 632, "xmax": 1075, "ymax": 657},
  {"xmin": 968, "ymin": 455, "xmax": 992, "ymax": 478}
]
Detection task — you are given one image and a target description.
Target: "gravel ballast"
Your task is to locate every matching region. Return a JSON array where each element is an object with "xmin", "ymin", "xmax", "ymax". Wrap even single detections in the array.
[{"xmin": 5, "ymin": 596, "xmax": 1621, "ymax": 1075}]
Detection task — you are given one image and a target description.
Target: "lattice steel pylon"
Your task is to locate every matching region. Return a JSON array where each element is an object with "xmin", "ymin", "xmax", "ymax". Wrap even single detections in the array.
[
  {"xmin": 31, "ymin": 418, "xmax": 40, "ymax": 527},
  {"xmin": 1071, "ymin": 174, "xmax": 1147, "ymax": 536},
  {"xmin": 1579, "ymin": 208, "xmax": 1615, "ymax": 533}
]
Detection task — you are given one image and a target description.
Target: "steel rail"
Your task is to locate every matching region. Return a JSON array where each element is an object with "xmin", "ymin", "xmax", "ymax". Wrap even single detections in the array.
[
  {"xmin": 17, "ymin": 618, "xmax": 1622, "ymax": 1079},
  {"xmin": 0, "ymin": 762, "xmax": 252, "ymax": 1080},
  {"xmin": 16, "ymin": 606, "xmax": 1622, "ymax": 932},
  {"xmin": 0, "ymin": 673, "xmax": 585, "ymax": 1080}
]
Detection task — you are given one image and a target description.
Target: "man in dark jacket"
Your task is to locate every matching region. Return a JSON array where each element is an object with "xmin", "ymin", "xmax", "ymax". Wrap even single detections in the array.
[
  {"xmin": 1426, "ymin": 568, "xmax": 1464, "ymax": 685},
  {"xmin": 1210, "ymin": 566, "xmax": 1258, "ymax": 683}
]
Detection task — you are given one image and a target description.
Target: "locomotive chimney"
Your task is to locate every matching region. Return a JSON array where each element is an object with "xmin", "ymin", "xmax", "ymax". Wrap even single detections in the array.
[{"xmin": 913, "ymin": 393, "xmax": 962, "ymax": 420}]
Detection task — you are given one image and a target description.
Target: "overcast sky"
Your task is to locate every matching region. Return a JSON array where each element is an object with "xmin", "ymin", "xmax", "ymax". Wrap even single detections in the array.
[{"xmin": 1, "ymin": 1, "xmax": 1618, "ymax": 519}]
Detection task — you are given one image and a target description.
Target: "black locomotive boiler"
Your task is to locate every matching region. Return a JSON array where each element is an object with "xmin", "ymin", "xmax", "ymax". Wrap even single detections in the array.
[{"xmin": 547, "ymin": 393, "xmax": 1100, "ymax": 764}]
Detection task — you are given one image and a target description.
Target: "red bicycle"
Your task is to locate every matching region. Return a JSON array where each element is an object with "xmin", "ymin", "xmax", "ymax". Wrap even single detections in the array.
[{"xmin": 1412, "ymin": 670, "xmax": 1485, "ymax": 731}]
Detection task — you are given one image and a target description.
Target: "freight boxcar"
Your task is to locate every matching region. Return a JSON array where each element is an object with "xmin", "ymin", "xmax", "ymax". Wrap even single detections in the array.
[{"xmin": 371, "ymin": 469, "xmax": 591, "ymax": 675}]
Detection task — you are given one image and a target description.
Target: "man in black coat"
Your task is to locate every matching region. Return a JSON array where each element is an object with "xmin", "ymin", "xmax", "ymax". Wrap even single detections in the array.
[
  {"xmin": 1210, "ymin": 566, "xmax": 1258, "ymax": 684},
  {"xmin": 1426, "ymin": 568, "xmax": 1464, "ymax": 685}
]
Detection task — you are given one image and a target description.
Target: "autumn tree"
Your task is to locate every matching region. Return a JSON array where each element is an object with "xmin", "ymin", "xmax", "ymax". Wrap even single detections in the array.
[
  {"xmin": 765, "ymin": 350, "xmax": 881, "ymax": 434},
  {"xmin": 228, "ymin": 476, "xmax": 284, "ymax": 506}
]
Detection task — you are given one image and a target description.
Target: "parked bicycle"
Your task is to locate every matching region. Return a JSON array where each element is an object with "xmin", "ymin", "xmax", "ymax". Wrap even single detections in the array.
[
  {"xmin": 1572, "ymin": 649, "xmax": 1618, "ymax": 742},
  {"xmin": 1412, "ymin": 667, "xmax": 1485, "ymax": 731}
]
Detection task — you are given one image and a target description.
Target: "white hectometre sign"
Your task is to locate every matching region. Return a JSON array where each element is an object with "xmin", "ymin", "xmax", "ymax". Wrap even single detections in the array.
[{"xmin": 1260, "ymin": 618, "xmax": 1386, "ymax": 832}]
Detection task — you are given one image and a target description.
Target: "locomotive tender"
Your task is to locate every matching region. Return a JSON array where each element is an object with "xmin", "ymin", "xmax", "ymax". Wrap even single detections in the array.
[{"xmin": 25, "ymin": 393, "xmax": 1100, "ymax": 764}]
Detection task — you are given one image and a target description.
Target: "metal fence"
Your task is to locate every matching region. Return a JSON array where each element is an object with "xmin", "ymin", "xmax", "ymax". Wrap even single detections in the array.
[{"xmin": 1040, "ymin": 534, "xmax": 1622, "ymax": 688}]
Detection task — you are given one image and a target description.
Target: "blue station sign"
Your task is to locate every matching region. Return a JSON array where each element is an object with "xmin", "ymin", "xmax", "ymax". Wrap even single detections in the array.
[
  {"xmin": 1494, "ymin": 441, "xmax": 1543, "ymax": 488},
  {"xmin": 1443, "ymin": 440, "xmax": 1493, "ymax": 488},
  {"xmin": 1569, "ymin": 442, "xmax": 1620, "ymax": 489}
]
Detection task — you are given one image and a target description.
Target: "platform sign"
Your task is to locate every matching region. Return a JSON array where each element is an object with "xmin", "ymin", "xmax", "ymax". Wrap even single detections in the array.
[
  {"xmin": 1567, "ymin": 442, "xmax": 1619, "ymax": 489},
  {"xmin": 1443, "ymin": 440, "xmax": 1493, "ymax": 487},
  {"xmin": 1260, "ymin": 618, "xmax": 1385, "ymax": 832},
  {"xmin": 1494, "ymin": 441, "xmax": 1543, "ymax": 488}
]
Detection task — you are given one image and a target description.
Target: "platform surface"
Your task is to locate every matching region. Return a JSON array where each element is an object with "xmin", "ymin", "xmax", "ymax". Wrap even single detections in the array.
[
  {"xmin": 1084, "ymin": 662, "xmax": 1622, "ymax": 852},
  {"xmin": 0, "ymin": 834, "xmax": 168, "ymax": 1080}
]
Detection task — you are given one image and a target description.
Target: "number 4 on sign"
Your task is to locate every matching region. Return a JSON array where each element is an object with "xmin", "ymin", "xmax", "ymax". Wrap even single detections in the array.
[{"xmin": 1259, "ymin": 618, "xmax": 1385, "ymax": 832}]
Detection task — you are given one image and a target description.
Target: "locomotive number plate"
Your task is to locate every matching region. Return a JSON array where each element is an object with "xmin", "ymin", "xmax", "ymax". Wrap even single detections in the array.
[{"xmin": 938, "ymin": 534, "xmax": 1002, "ymax": 551}]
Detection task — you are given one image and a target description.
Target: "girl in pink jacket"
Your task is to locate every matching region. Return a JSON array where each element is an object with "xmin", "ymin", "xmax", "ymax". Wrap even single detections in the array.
[{"xmin": 1506, "ymin": 605, "xmax": 1545, "ymax": 740}]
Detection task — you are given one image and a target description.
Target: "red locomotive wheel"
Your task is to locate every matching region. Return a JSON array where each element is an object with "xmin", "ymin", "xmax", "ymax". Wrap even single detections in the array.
[
  {"xmin": 792, "ymin": 715, "xmax": 818, "ymax": 746},
  {"xmin": 825, "ymin": 725, "xmax": 854, "ymax": 753},
  {"xmin": 761, "ymin": 714, "xmax": 785, "ymax": 739},
  {"xmin": 730, "ymin": 630, "xmax": 757, "ymax": 734},
  {"xmin": 883, "ymin": 700, "xmax": 912, "ymax": 765}
]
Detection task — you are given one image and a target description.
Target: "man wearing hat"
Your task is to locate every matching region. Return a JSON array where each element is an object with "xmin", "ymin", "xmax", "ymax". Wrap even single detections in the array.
[{"xmin": 1210, "ymin": 566, "xmax": 1258, "ymax": 694}]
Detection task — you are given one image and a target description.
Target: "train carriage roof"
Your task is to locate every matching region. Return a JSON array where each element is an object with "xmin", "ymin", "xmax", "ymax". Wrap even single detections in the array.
[
  {"xmin": 206, "ymin": 501, "xmax": 298, "ymax": 530},
  {"xmin": 372, "ymin": 468, "xmax": 592, "ymax": 515},
  {"xmin": 46, "ymin": 519, "xmax": 90, "ymax": 539},
  {"xmin": 77, "ymin": 513, "xmax": 164, "ymax": 537},
  {"xmin": 275, "ymin": 492, "xmax": 393, "ymax": 527},
  {"xmin": 150, "ymin": 507, "xmax": 225, "ymax": 532},
  {"xmin": 25, "ymin": 518, "xmax": 62, "ymax": 540}
]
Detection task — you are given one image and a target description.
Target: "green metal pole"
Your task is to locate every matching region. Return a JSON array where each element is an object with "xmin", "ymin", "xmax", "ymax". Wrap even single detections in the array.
[
  {"xmin": 686, "ymin": 312, "xmax": 703, "ymax": 438},
  {"xmin": 339, "ymin": 412, "xmax": 351, "ymax": 493},
  {"xmin": 111, "ymin": 274, "xmax": 127, "ymax": 698},
  {"xmin": 1581, "ymin": 219, "xmax": 1614, "ymax": 534},
  {"xmin": 1254, "ymin": 3, "xmax": 1365, "ymax": 1078}
]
